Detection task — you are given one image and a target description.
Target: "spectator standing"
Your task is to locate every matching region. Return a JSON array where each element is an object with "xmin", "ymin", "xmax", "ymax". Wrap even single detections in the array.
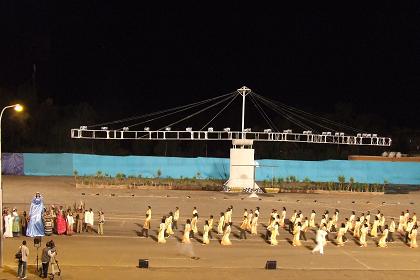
[
  {"xmin": 98, "ymin": 211, "xmax": 105, "ymax": 235},
  {"xmin": 17, "ymin": 240, "xmax": 29, "ymax": 279}
]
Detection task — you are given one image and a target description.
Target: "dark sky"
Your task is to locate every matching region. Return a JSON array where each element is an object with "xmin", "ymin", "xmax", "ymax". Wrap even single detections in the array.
[{"xmin": 1, "ymin": 2, "xmax": 420, "ymax": 129}]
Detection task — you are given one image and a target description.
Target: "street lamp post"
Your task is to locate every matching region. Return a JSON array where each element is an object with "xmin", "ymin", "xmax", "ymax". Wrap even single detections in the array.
[{"xmin": 0, "ymin": 104, "xmax": 23, "ymax": 267}]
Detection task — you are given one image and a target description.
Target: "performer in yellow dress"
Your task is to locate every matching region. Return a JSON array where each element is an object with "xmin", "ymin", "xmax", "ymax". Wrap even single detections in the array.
[
  {"xmin": 251, "ymin": 213, "xmax": 259, "ymax": 235},
  {"xmin": 247, "ymin": 210, "xmax": 253, "ymax": 232},
  {"xmin": 292, "ymin": 222, "xmax": 302, "ymax": 246},
  {"xmin": 191, "ymin": 213, "xmax": 198, "ymax": 238},
  {"xmin": 239, "ymin": 215, "xmax": 248, "ymax": 239},
  {"xmin": 146, "ymin": 206, "xmax": 152, "ymax": 220},
  {"xmin": 309, "ymin": 210, "xmax": 316, "ymax": 228},
  {"xmin": 208, "ymin": 215, "xmax": 214, "ymax": 239},
  {"xmin": 270, "ymin": 222, "xmax": 279, "ymax": 246},
  {"xmin": 353, "ymin": 218, "xmax": 361, "ymax": 238},
  {"xmin": 280, "ymin": 207, "xmax": 286, "ymax": 228},
  {"xmin": 202, "ymin": 220, "xmax": 210, "ymax": 245},
  {"xmin": 360, "ymin": 224, "xmax": 368, "ymax": 247},
  {"xmin": 397, "ymin": 211, "xmax": 406, "ymax": 233},
  {"xmin": 378, "ymin": 225, "xmax": 388, "ymax": 248},
  {"xmin": 243, "ymin": 209, "xmax": 248, "ymax": 220},
  {"xmin": 142, "ymin": 213, "xmax": 151, "ymax": 238},
  {"xmin": 387, "ymin": 218, "xmax": 396, "ymax": 242},
  {"xmin": 365, "ymin": 211, "xmax": 371, "ymax": 227},
  {"xmin": 326, "ymin": 218, "xmax": 334, "ymax": 232},
  {"xmin": 370, "ymin": 217, "xmax": 379, "ymax": 237},
  {"xmin": 221, "ymin": 222, "xmax": 232, "ymax": 245},
  {"xmin": 173, "ymin": 207, "xmax": 180, "ymax": 230},
  {"xmin": 217, "ymin": 212, "xmax": 225, "ymax": 235},
  {"xmin": 157, "ymin": 218, "xmax": 166, "ymax": 244},
  {"xmin": 336, "ymin": 223, "xmax": 346, "ymax": 246},
  {"xmin": 410, "ymin": 225, "xmax": 418, "ymax": 248},
  {"xmin": 182, "ymin": 219, "xmax": 191, "ymax": 244},
  {"xmin": 319, "ymin": 215, "xmax": 327, "ymax": 230},
  {"xmin": 165, "ymin": 213, "xmax": 174, "ymax": 236},
  {"xmin": 349, "ymin": 211, "xmax": 356, "ymax": 231}
]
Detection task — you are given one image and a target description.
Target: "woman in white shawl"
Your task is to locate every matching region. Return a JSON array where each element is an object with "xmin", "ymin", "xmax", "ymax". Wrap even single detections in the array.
[{"xmin": 3, "ymin": 210, "xmax": 13, "ymax": 238}]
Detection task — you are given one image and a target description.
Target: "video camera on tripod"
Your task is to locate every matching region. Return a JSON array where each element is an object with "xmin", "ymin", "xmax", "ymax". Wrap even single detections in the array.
[{"xmin": 33, "ymin": 236, "xmax": 42, "ymax": 273}]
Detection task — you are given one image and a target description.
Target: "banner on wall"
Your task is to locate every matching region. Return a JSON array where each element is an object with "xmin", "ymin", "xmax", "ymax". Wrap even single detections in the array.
[{"xmin": 1, "ymin": 153, "xmax": 24, "ymax": 175}]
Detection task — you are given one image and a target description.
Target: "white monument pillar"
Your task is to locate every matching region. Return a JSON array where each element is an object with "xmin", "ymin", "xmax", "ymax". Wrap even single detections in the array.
[{"xmin": 224, "ymin": 139, "xmax": 260, "ymax": 192}]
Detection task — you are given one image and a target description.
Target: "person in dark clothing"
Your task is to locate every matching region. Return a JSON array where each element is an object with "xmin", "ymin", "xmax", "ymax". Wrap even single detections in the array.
[{"xmin": 40, "ymin": 241, "xmax": 56, "ymax": 278}]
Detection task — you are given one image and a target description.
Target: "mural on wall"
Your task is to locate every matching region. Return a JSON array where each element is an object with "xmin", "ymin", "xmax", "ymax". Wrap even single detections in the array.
[
  {"xmin": 1, "ymin": 153, "xmax": 24, "ymax": 175},
  {"xmin": 18, "ymin": 153, "xmax": 420, "ymax": 185}
]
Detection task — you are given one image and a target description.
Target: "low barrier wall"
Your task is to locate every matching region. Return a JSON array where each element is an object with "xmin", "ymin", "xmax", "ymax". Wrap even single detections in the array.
[{"xmin": 1, "ymin": 153, "xmax": 419, "ymax": 185}]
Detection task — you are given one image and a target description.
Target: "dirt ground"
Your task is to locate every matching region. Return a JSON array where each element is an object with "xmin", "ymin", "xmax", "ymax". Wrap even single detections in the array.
[{"xmin": 1, "ymin": 176, "xmax": 419, "ymax": 279}]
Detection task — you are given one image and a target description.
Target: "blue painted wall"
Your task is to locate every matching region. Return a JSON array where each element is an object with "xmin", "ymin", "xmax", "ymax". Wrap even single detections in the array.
[{"xmin": 20, "ymin": 153, "xmax": 420, "ymax": 185}]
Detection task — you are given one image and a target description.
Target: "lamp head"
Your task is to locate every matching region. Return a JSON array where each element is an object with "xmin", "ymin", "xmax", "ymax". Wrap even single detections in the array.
[{"xmin": 14, "ymin": 104, "xmax": 23, "ymax": 112}]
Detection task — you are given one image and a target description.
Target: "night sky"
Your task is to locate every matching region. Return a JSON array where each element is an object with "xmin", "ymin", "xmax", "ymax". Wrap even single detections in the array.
[{"xmin": 1, "ymin": 3, "xmax": 420, "ymax": 145}]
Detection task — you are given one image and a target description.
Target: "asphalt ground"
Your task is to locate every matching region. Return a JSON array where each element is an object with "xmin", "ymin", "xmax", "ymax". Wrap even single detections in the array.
[{"xmin": 0, "ymin": 176, "xmax": 419, "ymax": 279}]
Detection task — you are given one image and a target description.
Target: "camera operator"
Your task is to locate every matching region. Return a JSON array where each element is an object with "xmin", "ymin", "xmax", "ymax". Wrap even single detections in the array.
[{"xmin": 40, "ymin": 240, "xmax": 56, "ymax": 278}]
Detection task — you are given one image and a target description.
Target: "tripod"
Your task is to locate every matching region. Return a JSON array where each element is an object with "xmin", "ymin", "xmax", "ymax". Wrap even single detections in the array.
[{"xmin": 34, "ymin": 237, "xmax": 42, "ymax": 274}]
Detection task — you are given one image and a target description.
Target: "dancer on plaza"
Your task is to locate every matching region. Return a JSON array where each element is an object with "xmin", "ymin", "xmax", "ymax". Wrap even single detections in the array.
[
  {"xmin": 173, "ymin": 207, "xmax": 179, "ymax": 230},
  {"xmin": 26, "ymin": 192, "xmax": 45, "ymax": 237},
  {"xmin": 247, "ymin": 210, "xmax": 253, "ymax": 232},
  {"xmin": 309, "ymin": 210, "xmax": 316, "ymax": 228},
  {"xmin": 251, "ymin": 213, "xmax": 259, "ymax": 235},
  {"xmin": 208, "ymin": 215, "xmax": 214, "ymax": 239},
  {"xmin": 370, "ymin": 216, "xmax": 379, "ymax": 237},
  {"xmin": 146, "ymin": 206, "xmax": 152, "ymax": 220},
  {"xmin": 142, "ymin": 213, "xmax": 151, "ymax": 238},
  {"xmin": 336, "ymin": 223, "xmax": 346, "ymax": 246},
  {"xmin": 239, "ymin": 215, "xmax": 248, "ymax": 239},
  {"xmin": 280, "ymin": 207, "xmax": 286, "ymax": 228},
  {"xmin": 221, "ymin": 222, "xmax": 232, "ymax": 245},
  {"xmin": 97, "ymin": 210, "xmax": 105, "ymax": 235},
  {"xmin": 387, "ymin": 218, "xmax": 395, "ymax": 242},
  {"xmin": 202, "ymin": 220, "xmax": 210, "ymax": 245},
  {"xmin": 353, "ymin": 217, "xmax": 361, "ymax": 239},
  {"xmin": 410, "ymin": 225, "xmax": 418, "ymax": 248},
  {"xmin": 270, "ymin": 222, "xmax": 279, "ymax": 246},
  {"xmin": 405, "ymin": 218, "xmax": 415, "ymax": 244},
  {"xmin": 289, "ymin": 210, "xmax": 297, "ymax": 233},
  {"xmin": 191, "ymin": 213, "xmax": 198, "ymax": 238},
  {"xmin": 301, "ymin": 217, "xmax": 309, "ymax": 241},
  {"xmin": 349, "ymin": 211, "xmax": 356, "ymax": 230},
  {"xmin": 379, "ymin": 213, "xmax": 385, "ymax": 233},
  {"xmin": 312, "ymin": 224, "xmax": 328, "ymax": 255},
  {"xmin": 365, "ymin": 211, "xmax": 371, "ymax": 227},
  {"xmin": 360, "ymin": 224, "xmax": 368, "ymax": 247},
  {"xmin": 398, "ymin": 211, "xmax": 405, "ymax": 233},
  {"xmin": 292, "ymin": 222, "xmax": 302, "ymax": 246},
  {"xmin": 158, "ymin": 218, "xmax": 166, "ymax": 244},
  {"xmin": 254, "ymin": 207, "xmax": 260, "ymax": 217},
  {"xmin": 165, "ymin": 213, "xmax": 174, "ymax": 236},
  {"xmin": 378, "ymin": 225, "xmax": 388, "ymax": 248},
  {"xmin": 217, "ymin": 212, "xmax": 225, "ymax": 235},
  {"xmin": 182, "ymin": 219, "xmax": 191, "ymax": 244},
  {"xmin": 320, "ymin": 215, "xmax": 327, "ymax": 230}
]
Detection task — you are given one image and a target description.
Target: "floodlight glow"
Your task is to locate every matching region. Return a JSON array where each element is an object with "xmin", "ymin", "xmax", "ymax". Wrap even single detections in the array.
[{"xmin": 14, "ymin": 104, "xmax": 23, "ymax": 112}]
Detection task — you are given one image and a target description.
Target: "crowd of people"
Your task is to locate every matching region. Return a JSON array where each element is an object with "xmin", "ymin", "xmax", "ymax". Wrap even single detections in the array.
[
  {"xmin": 2, "ymin": 193, "xmax": 105, "ymax": 238},
  {"xmin": 144, "ymin": 205, "xmax": 418, "ymax": 251}
]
